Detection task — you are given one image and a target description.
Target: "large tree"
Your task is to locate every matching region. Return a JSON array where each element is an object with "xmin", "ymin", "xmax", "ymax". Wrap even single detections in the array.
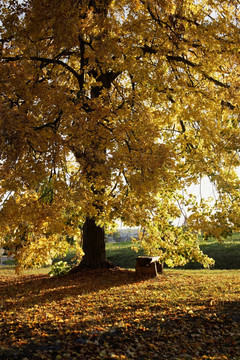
[{"xmin": 0, "ymin": 0, "xmax": 239, "ymax": 270}]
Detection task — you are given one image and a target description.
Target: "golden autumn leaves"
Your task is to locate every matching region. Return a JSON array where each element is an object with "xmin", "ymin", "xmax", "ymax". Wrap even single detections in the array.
[
  {"xmin": 1, "ymin": 269, "xmax": 240, "ymax": 359},
  {"xmin": 0, "ymin": 0, "xmax": 239, "ymax": 268}
]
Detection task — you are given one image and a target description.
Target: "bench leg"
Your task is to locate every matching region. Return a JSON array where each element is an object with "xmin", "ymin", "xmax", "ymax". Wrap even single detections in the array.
[{"xmin": 157, "ymin": 262, "xmax": 163, "ymax": 274}]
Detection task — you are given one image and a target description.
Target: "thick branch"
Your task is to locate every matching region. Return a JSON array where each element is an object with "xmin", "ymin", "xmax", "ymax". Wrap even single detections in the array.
[
  {"xmin": 166, "ymin": 55, "xmax": 197, "ymax": 68},
  {"xmin": 79, "ymin": 36, "xmax": 86, "ymax": 92},
  {"xmin": 167, "ymin": 55, "xmax": 230, "ymax": 88},
  {"xmin": 202, "ymin": 72, "xmax": 230, "ymax": 89},
  {"xmin": 2, "ymin": 55, "xmax": 80, "ymax": 83},
  {"xmin": 140, "ymin": 45, "xmax": 230, "ymax": 89}
]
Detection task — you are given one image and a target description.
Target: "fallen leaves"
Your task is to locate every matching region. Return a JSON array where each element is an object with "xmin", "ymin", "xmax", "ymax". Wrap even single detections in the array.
[{"xmin": 0, "ymin": 269, "xmax": 240, "ymax": 359}]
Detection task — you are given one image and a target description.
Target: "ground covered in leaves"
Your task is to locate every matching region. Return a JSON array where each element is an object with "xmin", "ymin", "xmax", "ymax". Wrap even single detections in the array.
[{"xmin": 1, "ymin": 269, "xmax": 240, "ymax": 360}]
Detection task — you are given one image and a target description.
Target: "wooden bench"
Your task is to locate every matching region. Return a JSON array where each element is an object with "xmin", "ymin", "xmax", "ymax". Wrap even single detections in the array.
[{"xmin": 135, "ymin": 256, "xmax": 163, "ymax": 276}]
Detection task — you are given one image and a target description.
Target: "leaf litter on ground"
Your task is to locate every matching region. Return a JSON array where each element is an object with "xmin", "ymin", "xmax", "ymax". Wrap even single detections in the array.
[{"xmin": 0, "ymin": 269, "xmax": 240, "ymax": 360}]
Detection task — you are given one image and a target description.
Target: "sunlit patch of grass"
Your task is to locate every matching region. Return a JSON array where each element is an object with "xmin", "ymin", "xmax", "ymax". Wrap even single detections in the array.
[{"xmin": 0, "ymin": 265, "xmax": 50, "ymax": 278}]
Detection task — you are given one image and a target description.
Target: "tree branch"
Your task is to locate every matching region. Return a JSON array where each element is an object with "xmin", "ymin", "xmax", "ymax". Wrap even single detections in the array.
[
  {"xmin": 2, "ymin": 55, "xmax": 80, "ymax": 83},
  {"xmin": 167, "ymin": 55, "xmax": 197, "ymax": 68},
  {"xmin": 202, "ymin": 72, "xmax": 230, "ymax": 88},
  {"xmin": 33, "ymin": 110, "xmax": 63, "ymax": 132},
  {"xmin": 167, "ymin": 55, "xmax": 230, "ymax": 88}
]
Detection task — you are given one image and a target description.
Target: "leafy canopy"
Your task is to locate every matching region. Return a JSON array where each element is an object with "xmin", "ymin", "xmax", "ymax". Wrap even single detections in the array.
[{"xmin": 0, "ymin": 0, "xmax": 239, "ymax": 269}]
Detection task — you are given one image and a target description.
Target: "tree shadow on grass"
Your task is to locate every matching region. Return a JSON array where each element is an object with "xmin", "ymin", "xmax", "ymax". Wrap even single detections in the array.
[
  {"xmin": 0, "ymin": 268, "xmax": 143, "ymax": 310},
  {"xmin": 1, "ymin": 297, "xmax": 240, "ymax": 360},
  {"xmin": 1, "ymin": 270, "xmax": 240, "ymax": 359}
]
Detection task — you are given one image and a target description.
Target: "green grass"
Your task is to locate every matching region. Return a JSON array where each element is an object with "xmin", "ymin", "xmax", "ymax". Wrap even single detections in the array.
[
  {"xmin": 106, "ymin": 239, "xmax": 240, "ymax": 270},
  {"xmin": 1, "ymin": 236, "xmax": 240, "ymax": 276},
  {"xmin": 52, "ymin": 250, "xmax": 78, "ymax": 265},
  {"xmin": 182, "ymin": 235, "xmax": 240, "ymax": 269},
  {"xmin": 185, "ymin": 240, "xmax": 240, "ymax": 269},
  {"xmin": 106, "ymin": 241, "xmax": 144, "ymax": 268},
  {"xmin": 0, "ymin": 265, "xmax": 50, "ymax": 277}
]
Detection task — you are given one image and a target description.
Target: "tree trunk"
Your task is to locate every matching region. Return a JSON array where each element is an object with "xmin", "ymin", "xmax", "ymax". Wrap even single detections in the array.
[
  {"xmin": 71, "ymin": 217, "xmax": 114, "ymax": 270},
  {"xmin": 81, "ymin": 217, "xmax": 106, "ymax": 267}
]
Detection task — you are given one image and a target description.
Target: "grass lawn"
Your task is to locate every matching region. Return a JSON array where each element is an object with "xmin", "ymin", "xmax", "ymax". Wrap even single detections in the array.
[
  {"xmin": 2, "ymin": 233, "xmax": 240, "ymax": 273},
  {"xmin": 1, "ymin": 236, "xmax": 240, "ymax": 277},
  {"xmin": 0, "ymin": 265, "xmax": 50, "ymax": 278},
  {"xmin": 1, "ymin": 236, "xmax": 240, "ymax": 358},
  {"xmin": 106, "ymin": 241, "xmax": 144, "ymax": 269},
  {"xmin": 106, "ymin": 238, "xmax": 240, "ymax": 270},
  {"xmin": 0, "ymin": 268, "xmax": 240, "ymax": 359}
]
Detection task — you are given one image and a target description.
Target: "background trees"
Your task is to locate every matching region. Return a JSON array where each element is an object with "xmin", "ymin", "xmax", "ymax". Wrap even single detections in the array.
[{"xmin": 0, "ymin": 0, "xmax": 239, "ymax": 269}]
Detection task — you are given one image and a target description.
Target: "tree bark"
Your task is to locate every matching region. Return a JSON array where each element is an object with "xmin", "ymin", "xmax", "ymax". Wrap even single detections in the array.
[
  {"xmin": 82, "ymin": 217, "xmax": 106, "ymax": 267},
  {"xmin": 71, "ymin": 217, "xmax": 114, "ymax": 270}
]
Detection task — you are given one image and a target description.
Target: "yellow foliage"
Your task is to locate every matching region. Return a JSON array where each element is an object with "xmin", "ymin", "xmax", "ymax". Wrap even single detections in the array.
[{"xmin": 0, "ymin": 0, "xmax": 239, "ymax": 268}]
